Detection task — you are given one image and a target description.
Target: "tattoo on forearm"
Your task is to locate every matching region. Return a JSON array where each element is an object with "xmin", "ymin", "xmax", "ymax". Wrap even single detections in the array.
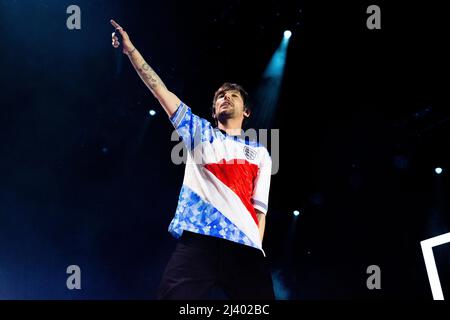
[{"xmin": 137, "ymin": 62, "xmax": 167, "ymax": 90}]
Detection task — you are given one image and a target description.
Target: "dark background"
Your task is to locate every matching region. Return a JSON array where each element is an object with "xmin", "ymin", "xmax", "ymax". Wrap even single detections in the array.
[{"xmin": 0, "ymin": 0, "xmax": 448, "ymax": 299}]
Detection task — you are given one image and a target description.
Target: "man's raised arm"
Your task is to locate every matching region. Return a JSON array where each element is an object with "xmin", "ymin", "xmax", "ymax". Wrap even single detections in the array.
[{"xmin": 110, "ymin": 19, "xmax": 180, "ymax": 117}]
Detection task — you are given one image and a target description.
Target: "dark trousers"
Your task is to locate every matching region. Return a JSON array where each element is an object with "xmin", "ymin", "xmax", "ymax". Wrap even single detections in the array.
[{"xmin": 157, "ymin": 231, "xmax": 275, "ymax": 300}]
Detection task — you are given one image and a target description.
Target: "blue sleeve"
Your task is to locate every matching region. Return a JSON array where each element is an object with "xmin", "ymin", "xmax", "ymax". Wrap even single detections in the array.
[{"xmin": 169, "ymin": 101, "xmax": 213, "ymax": 150}]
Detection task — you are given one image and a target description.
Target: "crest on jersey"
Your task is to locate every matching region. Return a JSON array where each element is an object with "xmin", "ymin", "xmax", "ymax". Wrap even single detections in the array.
[{"xmin": 243, "ymin": 146, "xmax": 257, "ymax": 160}]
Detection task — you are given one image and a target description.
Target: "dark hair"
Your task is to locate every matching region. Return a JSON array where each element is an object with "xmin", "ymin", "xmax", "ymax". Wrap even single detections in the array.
[{"xmin": 211, "ymin": 83, "xmax": 251, "ymax": 126}]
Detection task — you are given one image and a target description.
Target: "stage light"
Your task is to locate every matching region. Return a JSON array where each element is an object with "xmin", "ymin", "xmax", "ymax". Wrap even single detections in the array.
[
  {"xmin": 252, "ymin": 29, "xmax": 292, "ymax": 127},
  {"xmin": 293, "ymin": 210, "xmax": 300, "ymax": 216},
  {"xmin": 149, "ymin": 109, "xmax": 156, "ymax": 116},
  {"xmin": 435, "ymin": 167, "xmax": 443, "ymax": 175}
]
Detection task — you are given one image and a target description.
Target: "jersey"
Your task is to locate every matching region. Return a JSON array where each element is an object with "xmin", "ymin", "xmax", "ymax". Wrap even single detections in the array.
[{"xmin": 167, "ymin": 101, "xmax": 272, "ymax": 253}]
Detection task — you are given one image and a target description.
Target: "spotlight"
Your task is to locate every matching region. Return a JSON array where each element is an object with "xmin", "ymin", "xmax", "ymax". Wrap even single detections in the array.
[
  {"xmin": 435, "ymin": 167, "xmax": 443, "ymax": 175},
  {"xmin": 284, "ymin": 30, "xmax": 292, "ymax": 39},
  {"xmin": 293, "ymin": 210, "xmax": 300, "ymax": 216},
  {"xmin": 254, "ymin": 28, "xmax": 291, "ymax": 127},
  {"xmin": 149, "ymin": 109, "xmax": 156, "ymax": 116}
]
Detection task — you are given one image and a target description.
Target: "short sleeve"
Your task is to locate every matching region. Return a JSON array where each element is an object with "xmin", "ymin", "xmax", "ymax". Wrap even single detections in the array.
[
  {"xmin": 252, "ymin": 148, "xmax": 272, "ymax": 214},
  {"xmin": 169, "ymin": 101, "xmax": 213, "ymax": 150}
]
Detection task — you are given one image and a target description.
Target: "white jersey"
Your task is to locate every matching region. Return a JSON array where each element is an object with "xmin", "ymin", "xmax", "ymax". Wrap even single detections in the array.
[{"xmin": 168, "ymin": 101, "xmax": 272, "ymax": 253}]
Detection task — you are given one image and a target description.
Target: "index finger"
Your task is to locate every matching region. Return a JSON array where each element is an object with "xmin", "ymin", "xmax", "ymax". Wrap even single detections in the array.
[{"xmin": 110, "ymin": 19, "xmax": 122, "ymax": 30}]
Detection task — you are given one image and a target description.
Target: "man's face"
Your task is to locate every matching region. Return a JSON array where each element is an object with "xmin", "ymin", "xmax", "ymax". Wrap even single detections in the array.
[{"xmin": 213, "ymin": 89, "xmax": 249, "ymax": 123}]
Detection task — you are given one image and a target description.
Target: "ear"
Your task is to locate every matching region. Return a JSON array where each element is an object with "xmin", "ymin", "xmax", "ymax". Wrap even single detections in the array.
[{"xmin": 243, "ymin": 108, "xmax": 251, "ymax": 118}]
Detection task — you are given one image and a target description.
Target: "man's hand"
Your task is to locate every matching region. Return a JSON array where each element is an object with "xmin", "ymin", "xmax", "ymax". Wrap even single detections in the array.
[
  {"xmin": 110, "ymin": 19, "xmax": 135, "ymax": 55},
  {"xmin": 256, "ymin": 210, "xmax": 266, "ymax": 242}
]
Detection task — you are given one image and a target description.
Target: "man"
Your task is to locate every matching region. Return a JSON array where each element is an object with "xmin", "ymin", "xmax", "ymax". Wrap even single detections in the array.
[{"xmin": 111, "ymin": 19, "xmax": 274, "ymax": 300}]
